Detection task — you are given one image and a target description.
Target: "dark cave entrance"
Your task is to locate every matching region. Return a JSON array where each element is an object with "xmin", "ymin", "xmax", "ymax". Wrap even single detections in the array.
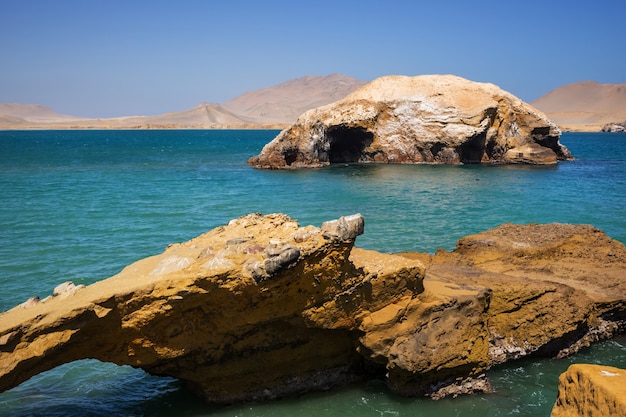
[
  {"xmin": 458, "ymin": 131, "xmax": 487, "ymax": 163},
  {"xmin": 326, "ymin": 126, "xmax": 374, "ymax": 164}
]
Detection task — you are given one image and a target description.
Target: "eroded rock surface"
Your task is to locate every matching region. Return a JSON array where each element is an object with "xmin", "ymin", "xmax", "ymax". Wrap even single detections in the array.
[
  {"xmin": 407, "ymin": 223, "xmax": 626, "ymax": 366},
  {"xmin": 248, "ymin": 75, "xmax": 572, "ymax": 169},
  {"xmin": 1, "ymin": 216, "xmax": 625, "ymax": 405},
  {"xmin": 550, "ymin": 364, "xmax": 626, "ymax": 417},
  {"xmin": 0, "ymin": 213, "xmax": 425, "ymax": 404}
]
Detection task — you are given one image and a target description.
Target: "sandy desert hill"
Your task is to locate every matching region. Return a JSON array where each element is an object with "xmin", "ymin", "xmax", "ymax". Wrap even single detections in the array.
[
  {"xmin": 0, "ymin": 103, "xmax": 79, "ymax": 122},
  {"xmin": 221, "ymin": 74, "xmax": 367, "ymax": 124},
  {"xmin": 2, "ymin": 76, "xmax": 625, "ymax": 131},
  {"xmin": 531, "ymin": 81, "xmax": 626, "ymax": 131},
  {"xmin": 0, "ymin": 102, "xmax": 257, "ymax": 130},
  {"xmin": 0, "ymin": 75, "xmax": 366, "ymax": 129},
  {"xmin": 92, "ymin": 103, "xmax": 257, "ymax": 129}
]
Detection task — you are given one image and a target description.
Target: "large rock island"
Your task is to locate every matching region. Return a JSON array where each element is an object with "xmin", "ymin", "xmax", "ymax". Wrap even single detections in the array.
[
  {"xmin": 248, "ymin": 75, "xmax": 573, "ymax": 169},
  {"xmin": 1, "ymin": 214, "xmax": 624, "ymax": 405}
]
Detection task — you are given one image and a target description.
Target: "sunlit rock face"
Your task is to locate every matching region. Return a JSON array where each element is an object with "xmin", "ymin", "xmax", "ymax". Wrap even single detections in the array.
[
  {"xmin": 1, "ymin": 216, "xmax": 625, "ymax": 405},
  {"xmin": 248, "ymin": 74, "xmax": 572, "ymax": 169},
  {"xmin": 550, "ymin": 364, "xmax": 626, "ymax": 417},
  {"xmin": 418, "ymin": 223, "xmax": 626, "ymax": 366},
  {"xmin": 0, "ymin": 213, "xmax": 426, "ymax": 404}
]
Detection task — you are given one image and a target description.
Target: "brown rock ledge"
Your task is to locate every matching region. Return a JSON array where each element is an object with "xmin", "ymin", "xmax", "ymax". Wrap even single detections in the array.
[{"xmin": 1, "ymin": 215, "xmax": 625, "ymax": 405}]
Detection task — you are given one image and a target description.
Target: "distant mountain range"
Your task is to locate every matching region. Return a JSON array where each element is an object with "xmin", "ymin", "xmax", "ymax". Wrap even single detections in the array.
[
  {"xmin": 1, "ymin": 75, "xmax": 624, "ymax": 131},
  {"xmin": 0, "ymin": 74, "xmax": 367, "ymax": 130}
]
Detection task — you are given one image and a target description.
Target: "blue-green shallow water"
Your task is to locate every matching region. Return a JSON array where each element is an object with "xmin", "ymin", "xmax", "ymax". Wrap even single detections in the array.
[{"xmin": 0, "ymin": 130, "xmax": 625, "ymax": 416}]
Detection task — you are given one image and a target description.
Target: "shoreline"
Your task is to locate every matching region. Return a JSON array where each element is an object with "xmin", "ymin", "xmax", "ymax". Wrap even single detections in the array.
[
  {"xmin": 0, "ymin": 122, "xmax": 290, "ymax": 131},
  {"xmin": 558, "ymin": 123, "xmax": 606, "ymax": 133},
  {"xmin": 0, "ymin": 122, "xmax": 606, "ymax": 133}
]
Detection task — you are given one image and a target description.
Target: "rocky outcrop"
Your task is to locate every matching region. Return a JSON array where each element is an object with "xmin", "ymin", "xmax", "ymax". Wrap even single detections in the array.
[
  {"xmin": 248, "ymin": 75, "xmax": 572, "ymax": 169},
  {"xmin": 1, "ymin": 215, "xmax": 625, "ymax": 405},
  {"xmin": 601, "ymin": 121, "xmax": 626, "ymax": 132},
  {"xmin": 550, "ymin": 364, "xmax": 626, "ymax": 417},
  {"xmin": 413, "ymin": 223, "xmax": 626, "ymax": 365},
  {"xmin": 0, "ymin": 213, "xmax": 424, "ymax": 404}
]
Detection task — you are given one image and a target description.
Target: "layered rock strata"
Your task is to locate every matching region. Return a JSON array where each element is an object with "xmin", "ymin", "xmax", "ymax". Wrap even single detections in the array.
[
  {"xmin": 1, "ymin": 215, "xmax": 625, "ymax": 405},
  {"xmin": 550, "ymin": 364, "xmax": 626, "ymax": 417},
  {"xmin": 413, "ymin": 223, "xmax": 626, "ymax": 365},
  {"xmin": 248, "ymin": 74, "xmax": 573, "ymax": 169}
]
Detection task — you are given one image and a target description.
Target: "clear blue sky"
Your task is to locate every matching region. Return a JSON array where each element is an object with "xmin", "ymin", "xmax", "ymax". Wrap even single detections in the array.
[{"xmin": 2, "ymin": 0, "xmax": 625, "ymax": 118}]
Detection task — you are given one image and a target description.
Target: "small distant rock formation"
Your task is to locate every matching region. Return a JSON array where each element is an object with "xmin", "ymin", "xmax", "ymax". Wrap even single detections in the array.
[
  {"xmin": 1, "ymin": 215, "xmax": 625, "ymax": 405},
  {"xmin": 601, "ymin": 121, "xmax": 626, "ymax": 132},
  {"xmin": 550, "ymin": 364, "xmax": 626, "ymax": 417},
  {"xmin": 248, "ymin": 75, "xmax": 572, "ymax": 169}
]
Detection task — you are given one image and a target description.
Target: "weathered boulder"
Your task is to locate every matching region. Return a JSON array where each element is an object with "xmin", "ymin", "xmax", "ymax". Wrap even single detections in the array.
[
  {"xmin": 550, "ymin": 364, "xmax": 626, "ymax": 417},
  {"xmin": 412, "ymin": 223, "xmax": 626, "ymax": 365},
  {"xmin": 601, "ymin": 121, "xmax": 626, "ymax": 132},
  {"xmin": 1, "ymin": 216, "xmax": 625, "ymax": 405},
  {"xmin": 248, "ymin": 75, "xmax": 572, "ymax": 169}
]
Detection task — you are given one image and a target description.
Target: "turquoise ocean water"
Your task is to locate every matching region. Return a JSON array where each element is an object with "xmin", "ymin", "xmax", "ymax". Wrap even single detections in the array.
[{"xmin": 0, "ymin": 130, "xmax": 625, "ymax": 416}]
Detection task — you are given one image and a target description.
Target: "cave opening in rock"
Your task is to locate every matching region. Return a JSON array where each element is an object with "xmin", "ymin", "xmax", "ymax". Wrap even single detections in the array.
[
  {"xmin": 284, "ymin": 148, "xmax": 298, "ymax": 166},
  {"xmin": 458, "ymin": 131, "xmax": 487, "ymax": 163},
  {"xmin": 326, "ymin": 126, "xmax": 374, "ymax": 164}
]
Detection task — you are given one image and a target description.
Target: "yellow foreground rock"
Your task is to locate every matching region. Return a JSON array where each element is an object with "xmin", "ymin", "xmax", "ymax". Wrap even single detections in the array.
[
  {"xmin": 550, "ymin": 364, "xmax": 626, "ymax": 417},
  {"xmin": 1, "ymin": 214, "xmax": 625, "ymax": 404}
]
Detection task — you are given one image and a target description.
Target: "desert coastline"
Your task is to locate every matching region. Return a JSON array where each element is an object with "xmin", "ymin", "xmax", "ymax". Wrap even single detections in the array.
[
  {"xmin": 1, "ymin": 75, "xmax": 625, "ymax": 133},
  {"xmin": 3, "ymin": 0, "xmax": 626, "ymax": 413},
  {"xmin": 0, "ymin": 119, "xmax": 292, "ymax": 131},
  {"xmin": 0, "ymin": 117, "xmax": 609, "ymax": 132},
  {"xmin": 2, "ymin": 74, "xmax": 626, "ymax": 416}
]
